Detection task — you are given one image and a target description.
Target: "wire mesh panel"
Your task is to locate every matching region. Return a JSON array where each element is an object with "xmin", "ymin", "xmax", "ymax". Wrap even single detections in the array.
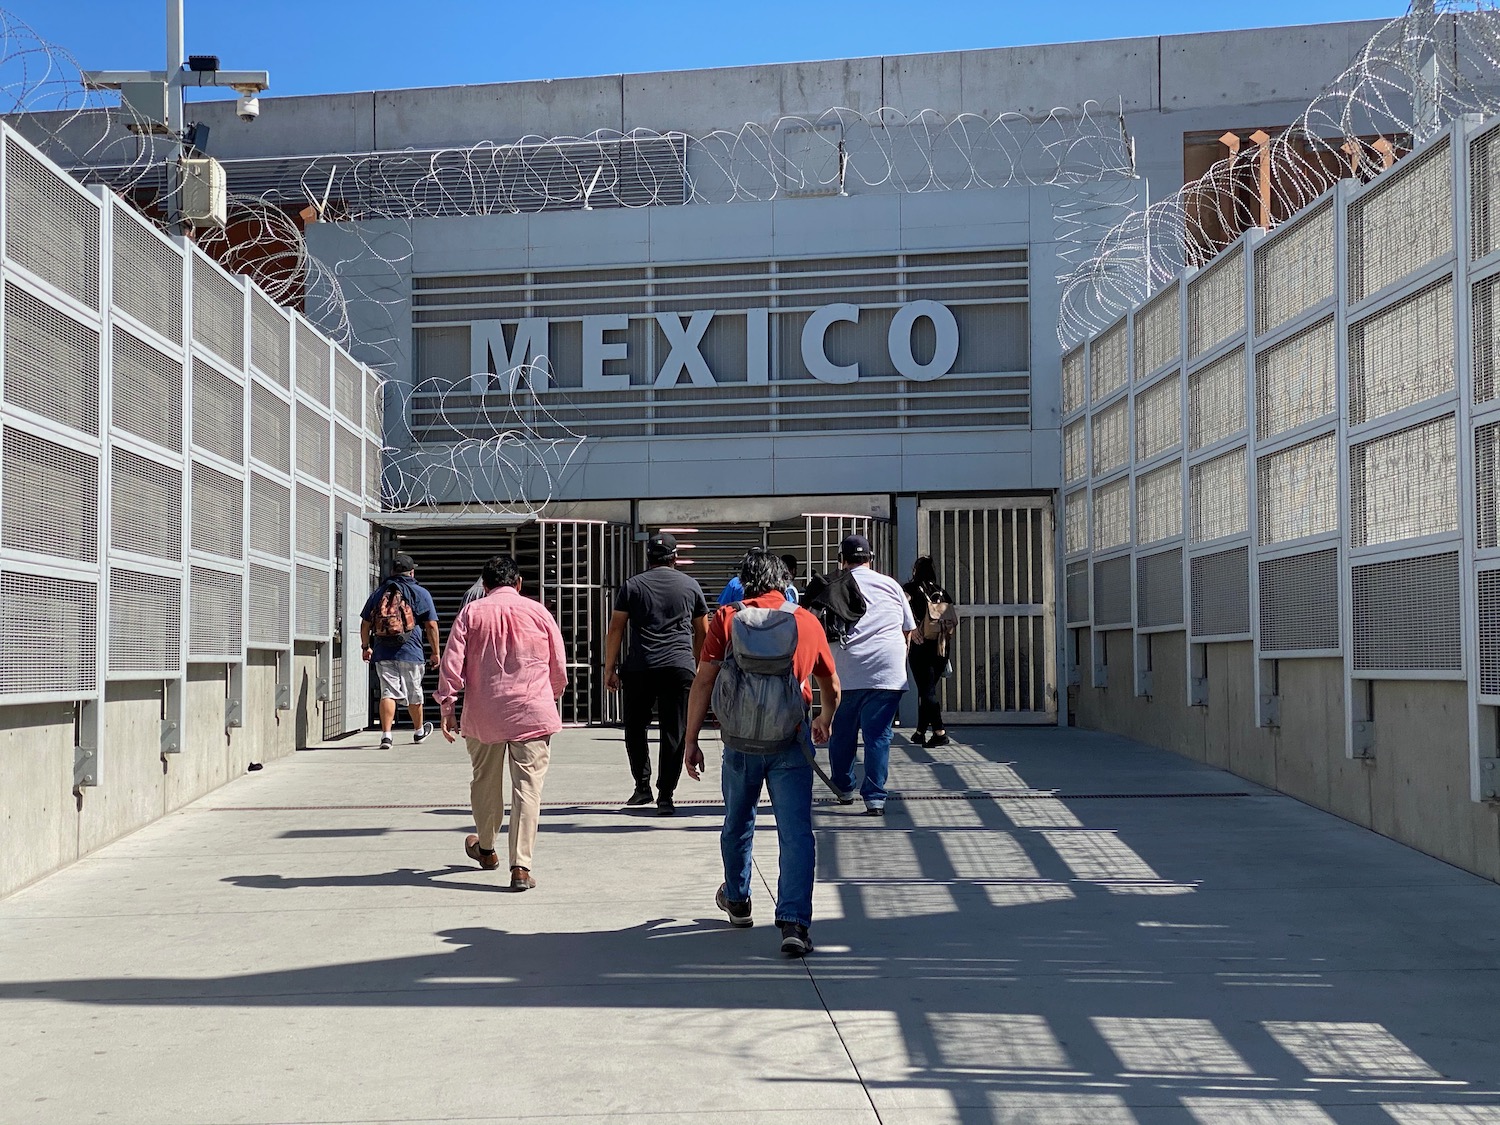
[
  {"xmin": 112, "ymin": 206, "xmax": 182, "ymax": 344},
  {"xmin": 1255, "ymin": 200, "xmax": 1335, "ymax": 337},
  {"xmin": 1065, "ymin": 489, "xmax": 1089, "ymax": 556},
  {"xmin": 191, "ymin": 359, "xmax": 245, "ymax": 464},
  {"xmin": 1093, "ymin": 554, "xmax": 1131, "ymax": 628},
  {"xmin": 1187, "ymin": 244, "xmax": 1245, "ymax": 360},
  {"xmin": 2, "ymin": 426, "xmax": 97, "ymax": 561},
  {"xmin": 189, "ymin": 566, "xmax": 243, "ymax": 659},
  {"xmin": 334, "ymin": 423, "xmax": 361, "ymax": 495},
  {"xmin": 1256, "ymin": 315, "xmax": 1336, "ymax": 441},
  {"xmin": 367, "ymin": 371, "xmax": 385, "ymax": 435},
  {"xmin": 1064, "ymin": 419, "xmax": 1087, "ymax": 484},
  {"xmin": 1190, "ymin": 545, "xmax": 1251, "ymax": 637},
  {"xmin": 1065, "ymin": 559, "xmax": 1089, "ymax": 624},
  {"xmin": 108, "ymin": 568, "xmax": 181, "ymax": 675},
  {"xmin": 1352, "ymin": 552, "xmax": 1462, "ymax": 671},
  {"xmin": 1091, "ymin": 399, "xmax": 1129, "ymax": 476},
  {"xmin": 296, "ymin": 322, "xmax": 331, "ymax": 407},
  {"xmin": 1258, "ymin": 432, "xmax": 1338, "ymax": 545},
  {"xmin": 333, "ymin": 350, "xmax": 361, "ymax": 422},
  {"xmin": 1137, "ymin": 547, "xmax": 1184, "ymax": 628},
  {"xmin": 112, "ymin": 327, "xmax": 183, "ymax": 452},
  {"xmin": 1259, "ymin": 548, "xmax": 1339, "ymax": 653},
  {"xmin": 296, "ymin": 404, "xmax": 330, "ymax": 482},
  {"xmin": 1349, "ymin": 278, "xmax": 1455, "ymax": 425},
  {"xmin": 1135, "ymin": 459, "xmax": 1183, "ymax": 545},
  {"xmin": 190, "ymin": 461, "xmax": 244, "ymax": 559},
  {"xmin": 1135, "ymin": 371, "xmax": 1181, "ymax": 462},
  {"xmin": 1190, "ymin": 446, "xmax": 1248, "ymax": 543},
  {"xmin": 296, "ymin": 563, "xmax": 330, "ymax": 638},
  {"xmin": 1350, "ymin": 414, "xmax": 1458, "ymax": 547},
  {"xmin": 1134, "ymin": 287, "xmax": 1180, "ymax": 379},
  {"xmin": 249, "ymin": 473, "xmax": 292, "ymax": 558},
  {"xmin": 365, "ymin": 438, "xmax": 382, "ymax": 506},
  {"xmin": 295, "ymin": 483, "xmax": 331, "ymax": 560},
  {"xmin": 250, "ymin": 291, "xmax": 290, "ymax": 388},
  {"xmin": 111, "ymin": 447, "xmax": 182, "ymax": 560},
  {"xmin": 1473, "ymin": 272, "xmax": 1500, "ymax": 406},
  {"xmin": 1348, "ymin": 139, "xmax": 1453, "ymax": 303},
  {"xmin": 1188, "ymin": 347, "xmax": 1247, "ymax": 451},
  {"xmin": 249, "ymin": 564, "xmax": 291, "ymax": 647},
  {"xmin": 1062, "ymin": 345, "xmax": 1086, "ymax": 415},
  {"xmin": 0, "ymin": 571, "xmax": 96, "ymax": 696},
  {"xmin": 1090, "ymin": 319, "xmax": 1129, "ymax": 403},
  {"xmin": 1480, "ymin": 569, "xmax": 1500, "ymax": 696},
  {"xmin": 1473, "ymin": 124, "xmax": 1500, "ymax": 262},
  {"xmin": 250, "ymin": 381, "xmax": 292, "ymax": 472},
  {"xmin": 4, "ymin": 136, "xmax": 100, "ymax": 311},
  {"xmin": 1092, "ymin": 476, "xmax": 1130, "ymax": 552},
  {"xmin": 191, "ymin": 255, "xmax": 245, "ymax": 369},
  {"xmin": 4, "ymin": 280, "xmax": 100, "ymax": 435}
]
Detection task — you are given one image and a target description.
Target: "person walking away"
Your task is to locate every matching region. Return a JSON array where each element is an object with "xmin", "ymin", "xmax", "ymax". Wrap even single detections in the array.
[
  {"xmin": 435, "ymin": 553, "xmax": 567, "ymax": 891},
  {"xmin": 359, "ymin": 552, "xmax": 441, "ymax": 749},
  {"xmin": 825, "ymin": 534, "xmax": 914, "ymax": 815},
  {"xmin": 684, "ymin": 548, "xmax": 840, "ymax": 957},
  {"xmin": 904, "ymin": 555, "xmax": 958, "ymax": 747},
  {"xmin": 717, "ymin": 554, "xmax": 800, "ymax": 606},
  {"xmin": 604, "ymin": 532, "xmax": 710, "ymax": 815}
]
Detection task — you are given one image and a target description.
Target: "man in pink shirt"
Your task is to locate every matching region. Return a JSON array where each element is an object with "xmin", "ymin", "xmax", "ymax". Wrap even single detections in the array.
[{"xmin": 436, "ymin": 554, "xmax": 568, "ymax": 891}]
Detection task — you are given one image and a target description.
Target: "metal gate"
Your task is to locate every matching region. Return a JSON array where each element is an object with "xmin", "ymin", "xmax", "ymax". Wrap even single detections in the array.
[
  {"xmin": 919, "ymin": 497, "xmax": 1056, "ymax": 723},
  {"xmin": 338, "ymin": 514, "xmax": 374, "ymax": 735},
  {"xmin": 660, "ymin": 514, "xmax": 894, "ymax": 598}
]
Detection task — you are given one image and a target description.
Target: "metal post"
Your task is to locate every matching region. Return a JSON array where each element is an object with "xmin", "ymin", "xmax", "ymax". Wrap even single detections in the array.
[{"xmin": 165, "ymin": 0, "xmax": 184, "ymax": 233}]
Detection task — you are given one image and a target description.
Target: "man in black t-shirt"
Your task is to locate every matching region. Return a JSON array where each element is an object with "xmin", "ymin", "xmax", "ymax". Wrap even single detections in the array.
[{"xmin": 604, "ymin": 533, "xmax": 710, "ymax": 816}]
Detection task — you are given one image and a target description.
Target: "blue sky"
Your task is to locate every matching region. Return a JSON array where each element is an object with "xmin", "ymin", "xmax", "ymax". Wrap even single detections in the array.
[{"xmin": 14, "ymin": 0, "xmax": 1398, "ymax": 100}]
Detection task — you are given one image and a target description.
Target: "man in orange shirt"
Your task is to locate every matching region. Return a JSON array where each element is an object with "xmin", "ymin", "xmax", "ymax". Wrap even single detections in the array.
[{"xmin": 685, "ymin": 549, "xmax": 840, "ymax": 957}]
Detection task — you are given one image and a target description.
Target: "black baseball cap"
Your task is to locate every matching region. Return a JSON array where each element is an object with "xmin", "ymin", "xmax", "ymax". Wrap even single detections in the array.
[
  {"xmin": 392, "ymin": 552, "xmax": 417, "ymax": 573},
  {"xmin": 840, "ymin": 534, "xmax": 872, "ymax": 562},
  {"xmin": 646, "ymin": 532, "xmax": 678, "ymax": 559}
]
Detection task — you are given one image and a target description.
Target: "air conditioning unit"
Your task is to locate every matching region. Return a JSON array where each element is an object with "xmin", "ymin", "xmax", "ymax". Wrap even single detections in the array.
[{"xmin": 179, "ymin": 156, "xmax": 227, "ymax": 230}]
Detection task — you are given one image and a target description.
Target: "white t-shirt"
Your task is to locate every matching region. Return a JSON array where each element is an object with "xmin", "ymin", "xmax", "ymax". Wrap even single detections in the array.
[{"xmin": 833, "ymin": 565, "xmax": 916, "ymax": 692}]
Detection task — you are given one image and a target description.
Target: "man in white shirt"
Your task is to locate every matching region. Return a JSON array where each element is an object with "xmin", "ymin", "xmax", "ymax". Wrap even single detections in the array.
[{"xmin": 825, "ymin": 534, "xmax": 915, "ymax": 815}]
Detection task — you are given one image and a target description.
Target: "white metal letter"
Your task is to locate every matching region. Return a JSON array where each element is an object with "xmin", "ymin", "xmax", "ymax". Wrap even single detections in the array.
[
  {"xmin": 655, "ymin": 311, "xmax": 717, "ymax": 387},
  {"xmin": 888, "ymin": 300, "xmax": 959, "ymax": 382},
  {"xmin": 802, "ymin": 303, "xmax": 859, "ymax": 384},
  {"xmin": 582, "ymin": 315, "xmax": 631, "ymax": 390},
  {"xmin": 470, "ymin": 318, "xmax": 550, "ymax": 393},
  {"xmin": 746, "ymin": 307, "xmax": 769, "ymax": 385}
]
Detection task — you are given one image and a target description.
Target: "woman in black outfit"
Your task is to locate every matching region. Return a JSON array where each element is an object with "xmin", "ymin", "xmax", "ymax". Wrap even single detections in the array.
[{"xmin": 904, "ymin": 555, "xmax": 954, "ymax": 748}]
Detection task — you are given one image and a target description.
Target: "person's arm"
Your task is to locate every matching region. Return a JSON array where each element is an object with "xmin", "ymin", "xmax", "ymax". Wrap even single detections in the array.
[
  {"xmin": 684, "ymin": 662, "xmax": 722, "ymax": 781},
  {"xmin": 424, "ymin": 620, "xmax": 442, "ymax": 667},
  {"xmin": 546, "ymin": 612, "xmax": 569, "ymax": 705},
  {"xmin": 604, "ymin": 610, "xmax": 629, "ymax": 691},
  {"xmin": 434, "ymin": 611, "xmax": 468, "ymax": 743},
  {"xmin": 359, "ymin": 618, "xmax": 373, "ymax": 662},
  {"xmin": 810, "ymin": 668, "xmax": 840, "ymax": 744},
  {"xmin": 692, "ymin": 614, "xmax": 708, "ymax": 664}
]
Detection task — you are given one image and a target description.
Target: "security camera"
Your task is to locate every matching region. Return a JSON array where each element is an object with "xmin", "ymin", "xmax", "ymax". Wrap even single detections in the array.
[{"xmin": 236, "ymin": 92, "xmax": 260, "ymax": 122}]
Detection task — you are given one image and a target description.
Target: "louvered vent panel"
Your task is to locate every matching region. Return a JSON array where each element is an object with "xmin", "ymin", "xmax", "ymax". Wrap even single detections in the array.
[
  {"xmin": 1064, "ymin": 419, "xmax": 1087, "ymax": 484},
  {"xmin": 1187, "ymin": 244, "xmax": 1245, "ymax": 360},
  {"xmin": 1352, "ymin": 552, "xmax": 1461, "ymax": 671},
  {"xmin": 1475, "ymin": 273, "xmax": 1500, "ymax": 405},
  {"xmin": 1349, "ymin": 279, "xmax": 1455, "ymax": 425},
  {"xmin": 1135, "ymin": 372, "xmax": 1181, "ymax": 462},
  {"xmin": 1065, "ymin": 559, "xmax": 1089, "ymax": 625},
  {"xmin": 1259, "ymin": 549, "xmax": 1339, "ymax": 653},
  {"xmin": 1348, "ymin": 140, "xmax": 1453, "ymax": 303},
  {"xmin": 250, "ymin": 381, "xmax": 291, "ymax": 472},
  {"xmin": 365, "ymin": 439, "xmax": 382, "ymax": 505},
  {"xmin": 296, "ymin": 483, "xmax": 330, "ymax": 559},
  {"xmin": 191, "ymin": 255, "xmax": 244, "ymax": 368},
  {"xmin": 4, "ymin": 137, "xmax": 99, "ymax": 310},
  {"xmin": 1258, "ymin": 432, "xmax": 1338, "ymax": 545},
  {"xmin": 1092, "ymin": 477, "xmax": 1130, "ymax": 552},
  {"xmin": 191, "ymin": 462, "xmax": 244, "ymax": 559},
  {"xmin": 189, "ymin": 566, "xmax": 243, "ymax": 658},
  {"xmin": 296, "ymin": 322, "xmax": 330, "ymax": 406},
  {"xmin": 1092, "ymin": 555, "xmax": 1131, "ymax": 628},
  {"xmin": 334, "ymin": 423, "xmax": 361, "ymax": 495},
  {"xmin": 112, "ymin": 208, "xmax": 182, "ymax": 343},
  {"xmin": 111, "ymin": 447, "xmax": 182, "ymax": 560},
  {"xmin": 112, "ymin": 326, "xmax": 182, "ymax": 451},
  {"xmin": 1472, "ymin": 125, "xmax": 1500, "ymax": 261},
  {"xmin": 4, "ymin": 281, "xmax": 100, "ymax": 434},
  {"xmin": 2, "ymin": 427, "xmax": 97, "ymax": 561},
  {"xmin": 108, "ymin": 569, "xmax": 181, "ymax": 674},
  {"xmin": 250, "ymin": 473, "xmax": 292, "ymax": 558},
  {"xmin": 296, "ymin": 405, "xmax": 329, "ymax": 481},
  {"xmin": 1090, "ymin": 320, "xmax": 1128, "ymax": 402},
  {"xmin": 367, "ymin": 370, "xmax": 385, "ymax": 433},
  {"xmin": 1191, "ymin": 546, "xmax": 1251, "ymax": 637},
  {"xmin": 1255, "ymin": 201, "xmax": 1335, "ymax": 336},
  {"xmin": 249, "ymin": 564, "xmax": 291, "ymax": 647},
  {"xmin": 1188, "ymin": 347, "xmax": 1246, "ymax": 451},
  {"xmin": 1135, "ymin": 460, "xmax": 1183, "ymax": 545},
  {"xmin": 1479, "ymin": 570, "xmax": 1500, "ymax": 696},
  {"xmin": 334, "ymin": 351, "xmax": 361, "ymax": 421},
  {"xmin": 250, "ymin": 291, "xmax": 290, "ymax": 387},
  {"xmin": 1256, "ymin": 315, "xmax": 1335, "ymax": 440},
  {"xmin": 1134, "ymin": 288, "xmax": 1179, "ymax": 379},
  {"xmin": 296, "ymin": 563, "xmax": 330, "ymax": 637},
  {"xmin": 0, "ymin": 572, "xmax": 96, "ymax": 696},
  {"xmin": 1137, "ymin": 547, "xmax": 1184, "ymax": 628},
  {"xmin": 1190, "ymin": 446, "xmax": 1248, "ymax": 543},
  {"xmin": 191, "ymin": 359, "xmax": 244, "ymax": 463},
  {"xmin": 1062, "ymin": 346, "xmax": 1086, "ymax": 415},
  {"xmin": 1351, "ymin": 415, "xmax": 1457, "ymax": 547},
  {"xmin": 1091, "ymin": 399, "xmax": 1129, "ymax": 476},
  {"xmin": 1064, "ymin": 489, "xmax": 1089, "ymax": 556}
]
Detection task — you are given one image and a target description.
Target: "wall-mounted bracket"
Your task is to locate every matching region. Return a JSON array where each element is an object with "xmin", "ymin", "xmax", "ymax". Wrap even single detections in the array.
[{"xmin": 74, "ymin": 699, "xmax": 101, "ymax": 789}]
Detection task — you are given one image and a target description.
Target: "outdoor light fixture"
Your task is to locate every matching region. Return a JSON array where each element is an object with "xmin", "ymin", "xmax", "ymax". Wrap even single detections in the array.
[{"xmin": 186, "ymin": 54, "xmax": 220, "ymax": 72}]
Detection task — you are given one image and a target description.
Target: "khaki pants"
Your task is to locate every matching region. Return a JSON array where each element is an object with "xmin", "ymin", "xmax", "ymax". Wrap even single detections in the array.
[{"xmin": 467, "ymin": 736, "xmax": 551, "ymax": 870}]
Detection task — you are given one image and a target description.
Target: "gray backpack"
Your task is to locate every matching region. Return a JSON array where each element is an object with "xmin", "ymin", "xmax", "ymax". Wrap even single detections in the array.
[{"xmin": 712, "ymin": 601, "xmax": 805, "ymax": 754}]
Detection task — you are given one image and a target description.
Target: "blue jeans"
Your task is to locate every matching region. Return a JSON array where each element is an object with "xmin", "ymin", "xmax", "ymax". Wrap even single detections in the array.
[
  {"xmin": 828, "ymin": 687, "xmax": 904, "ymax": 806},
  {"xmin": 720, "ymin": 730, "xmax": 816, "ymax": 928}
]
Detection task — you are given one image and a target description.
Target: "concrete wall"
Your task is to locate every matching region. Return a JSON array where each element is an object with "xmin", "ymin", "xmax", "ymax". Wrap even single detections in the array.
[
  {"xmin": 0, "ymin": 648, "xmax": 326, "ymax": 899},
  {"xmin": 1073, "ymin": 633, "xmax": 1500, "ymax": 882}
]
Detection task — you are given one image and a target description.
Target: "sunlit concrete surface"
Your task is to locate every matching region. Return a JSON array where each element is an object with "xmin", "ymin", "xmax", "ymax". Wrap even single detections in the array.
[{"xmin": 2, "ymin": 724, "xmax": 1500, "ymax": 1124}]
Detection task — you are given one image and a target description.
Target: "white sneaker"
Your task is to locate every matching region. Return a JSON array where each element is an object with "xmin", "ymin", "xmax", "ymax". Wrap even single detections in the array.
[{"xmin": 413, "ymin": 721, "xmax": 434, "ymax": 744}]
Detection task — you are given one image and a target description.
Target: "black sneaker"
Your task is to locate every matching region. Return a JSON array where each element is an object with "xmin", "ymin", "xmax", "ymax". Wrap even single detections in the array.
[
  {"xmin": 379, "ymin": 733, "xmax": 393, "ymax": 749},
  {"xmin": 777, "ymin": 921, "xmax": 813, "ymax": 957},
  {"xmin": 625, "ymin": 786, "xmax": 653, "ymax": 806},
  {"xmin": 413, "ymin": 721, "xmax": 434, "ymax": 744},
  {"xmin": 927, "ymin": 732, "xmax": 950, "ymax": 748},
  {"xmin": 656, "ymin": 795, "xmax": 675, "ymax": 817},
  {"xmin": 716, "ymin": 884, "xmax": 753, "ymax": 927},
  {"xmin": 865, "ymin": 803, "xmax": 886, "ymax": 817},
  {"xmin": 911, "ymin": 730, "xmax": 928, "ymax": 747}
]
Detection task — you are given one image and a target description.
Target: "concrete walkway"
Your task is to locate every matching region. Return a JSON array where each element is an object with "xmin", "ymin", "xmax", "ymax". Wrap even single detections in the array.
[{"xmin": 3, "ymin": 724, "xmax": 1500, "ymax": 1125}]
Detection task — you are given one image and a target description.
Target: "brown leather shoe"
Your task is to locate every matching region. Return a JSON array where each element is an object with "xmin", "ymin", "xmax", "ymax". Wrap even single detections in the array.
[
  {"xmin": 464, "ymin": 834, "xmax": 499, "ymax": 870},
  {"xmin": 509, "ymin": 866, "xmax": 537, "ymax": 891}
]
